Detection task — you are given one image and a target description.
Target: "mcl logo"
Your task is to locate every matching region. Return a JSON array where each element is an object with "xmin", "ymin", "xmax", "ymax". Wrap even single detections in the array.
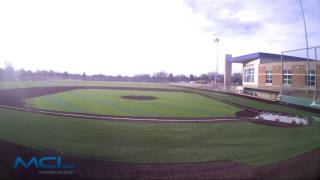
[{"xmin": 13, "ymin": 156, "xmax": 75, "ymax": 169}]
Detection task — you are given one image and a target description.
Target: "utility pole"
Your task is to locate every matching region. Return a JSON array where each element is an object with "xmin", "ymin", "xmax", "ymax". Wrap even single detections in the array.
[
  {"xmin": 214, "ymin": 38, "xmax": 219, "ymax": 85},
  {"xmin": 299, "ymin": 0, "xmax": 310, "ymax": 95}
]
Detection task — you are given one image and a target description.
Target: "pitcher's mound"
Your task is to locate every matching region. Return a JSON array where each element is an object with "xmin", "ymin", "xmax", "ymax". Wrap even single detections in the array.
[{"xmin": 121, "ymin": 95, "xmax": 158, "ymax": 100}]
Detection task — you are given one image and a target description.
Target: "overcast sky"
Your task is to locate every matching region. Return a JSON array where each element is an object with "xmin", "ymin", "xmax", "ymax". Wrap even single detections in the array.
[{"xmin": 0, "ymin": 0, "xmax": 319, "ymax": 76}]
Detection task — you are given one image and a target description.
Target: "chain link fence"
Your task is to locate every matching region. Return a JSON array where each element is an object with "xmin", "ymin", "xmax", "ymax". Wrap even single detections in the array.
[{"xmin": 280, "ymin": 46, "xmax": 320, "ymax": 109}]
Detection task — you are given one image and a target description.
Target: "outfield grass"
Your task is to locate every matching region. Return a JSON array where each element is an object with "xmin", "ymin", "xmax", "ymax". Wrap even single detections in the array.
[
  {"xmin": 2, "ymin": 80, "xmax": 318, "ymax": 118},
  {"xmin": 0, "ymin": 80, "xmax": 179, "ymax": 90},
  {"xmin": 0, "ymin": 108, "xmax": 319, "ymax": 166},
  {"xmin": 24, "ymin": 89, "xmax": 240, "ymax": 118}
]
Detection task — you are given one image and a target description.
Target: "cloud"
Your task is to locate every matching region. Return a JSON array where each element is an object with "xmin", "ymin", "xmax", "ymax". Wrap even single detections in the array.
[
  {"xmin": 184, "ymin": 0, "xmax": 320, "ymax": 50},
  {"xmin": 0, "ymin": 0, "xmax": 319, "ymax": 75},
  {"xmin": 185, "ymin": 0, "xmax": 262, "ymax": 36}
]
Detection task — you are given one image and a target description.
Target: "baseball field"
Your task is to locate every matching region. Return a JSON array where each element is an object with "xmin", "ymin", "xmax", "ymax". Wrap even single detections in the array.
[{"xmin": 0, "ymin": 80, "xmax": 319, "ymax": 179}]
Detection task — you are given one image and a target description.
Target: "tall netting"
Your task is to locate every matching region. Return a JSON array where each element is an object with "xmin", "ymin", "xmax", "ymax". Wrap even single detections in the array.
[{"xmin": 280, "ymin": 46, "xmax": 320, "ymax": 109}]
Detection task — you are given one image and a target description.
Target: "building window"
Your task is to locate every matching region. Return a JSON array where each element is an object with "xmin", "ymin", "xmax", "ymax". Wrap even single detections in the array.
[
  {"xmin": 305, "ymin": 70, "xmax": 315, "ymax": 87},
  {"xmin": 266, "ymin": 70, "xmax": 272, "ymax": 84},
  {"xmin": 283, "ymin": 70, "xmax": 292, "ymax": 85},
  {"xmin": 244, "ymin": 68, "xmax": 254, "ymax": 82}
]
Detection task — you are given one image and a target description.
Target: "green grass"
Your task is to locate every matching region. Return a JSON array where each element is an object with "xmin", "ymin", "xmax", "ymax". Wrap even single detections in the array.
[
  {"xmin": 0, "ymin": 108, "xmax": 319, "ymax": 166},
  {"xmin": 0, "ymin": 80, "xmax": 179, "ymax": 90},
  {"xmin": 24, "ymin": 89, "xmax": 240, "ymax": 118},
  {"xmin": 1, "ymin": 80, "xmax": 320, "ymax": 166},
  {"xmin": 185, "ymin": 88, "xmax": 320, "ymax": 118}
]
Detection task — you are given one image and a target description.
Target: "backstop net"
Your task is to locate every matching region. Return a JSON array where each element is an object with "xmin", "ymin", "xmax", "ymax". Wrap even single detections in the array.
[{"xmin": 280, "ymin": 46, "xmax": 320, "ymax": 109}]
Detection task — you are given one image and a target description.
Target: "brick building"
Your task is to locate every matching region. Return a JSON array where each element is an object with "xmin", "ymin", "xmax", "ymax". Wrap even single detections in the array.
[{"xmin": 224, "ymin": 52, "xmax": 319, "ymax": 100}]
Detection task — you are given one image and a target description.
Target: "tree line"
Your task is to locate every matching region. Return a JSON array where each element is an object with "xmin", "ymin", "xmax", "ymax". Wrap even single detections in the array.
[{"xmin": 0, "ymin": 62, "xmax": 242, "ymax": 84}]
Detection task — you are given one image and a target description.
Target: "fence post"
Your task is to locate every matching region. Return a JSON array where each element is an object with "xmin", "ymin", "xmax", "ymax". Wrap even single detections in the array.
[
  {"xmin": 280, "ymin": 52, "xmax": 283, "ymax": 101},
  {"xmin": 315, "ymin": 48, "xmax": 318, "ymax": 100}
]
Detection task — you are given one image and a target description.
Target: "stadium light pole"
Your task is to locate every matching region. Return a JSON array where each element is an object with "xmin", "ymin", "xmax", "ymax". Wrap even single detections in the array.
[
  {"xmin": 214, "ymin": 38, "xmax": 219, "ymax": 85},
  {"xmin": 299, "ymin": 0, "xmax": 310, "ymax": 95}
]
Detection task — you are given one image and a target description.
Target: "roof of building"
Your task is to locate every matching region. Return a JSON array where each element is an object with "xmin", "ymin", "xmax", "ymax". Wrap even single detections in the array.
[{"xmin": 228, "ymin": 52, "xmax": 312, "ymax": 63}]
